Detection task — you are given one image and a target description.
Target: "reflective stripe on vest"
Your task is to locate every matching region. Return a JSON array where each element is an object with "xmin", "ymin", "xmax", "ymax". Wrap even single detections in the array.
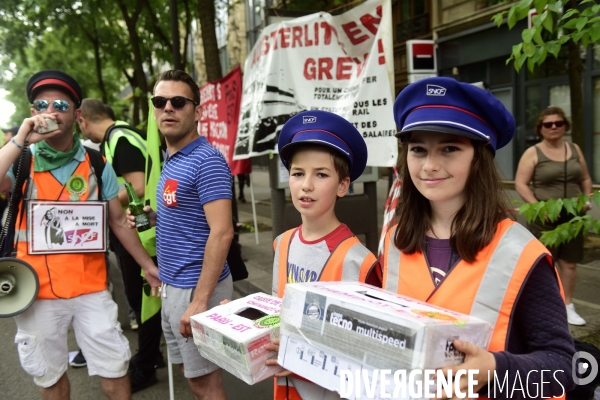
[
  {"xmin": 383, "ymin": 219, "xmax": 550, "ymax": 344},
  {"xmin": 15, "ymin": 152, "xmax": 107, "ymax": 299},
  {"xmin": 382, "ymin": 220, "xmax": 565, "ymax": 399},
  {"xmin": 272, "ymin": 228, "xmax": 377, "ymax": 400},
  {"xmin": 103, "ymin": 123, "xmax": 156, "ymax": 254},
  {"xmin": 104, "ymin": 122, "xmax": 147, "ymax": 169},
  {"xmin": 274, "ymin": 228, "xmax": 377, "ymax": 298},
  {"xmin": 14, "ymin": 154, "xmax": 100, "ymax": 242},
  {"xmin": 383, "ymin": 219, "xmax": 556, "ymax": 347}
]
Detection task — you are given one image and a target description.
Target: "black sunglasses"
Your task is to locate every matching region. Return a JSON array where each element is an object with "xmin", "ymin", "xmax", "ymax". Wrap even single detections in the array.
[
  {"xmin": 151, "ymin": 96, "xmax": 198, "ymax": 110},
  {"xmin": 542, "ymin": 120, "xmax": 565, "ymax": 129},
  {"xmin": 32, "ymin": 99, "xmax": 70, "ymax": 112}
]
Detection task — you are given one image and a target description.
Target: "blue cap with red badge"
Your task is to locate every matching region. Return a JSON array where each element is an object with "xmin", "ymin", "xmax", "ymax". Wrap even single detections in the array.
[
  {"xmin": 278, "ymin": 110, "xmax": 368, "ymax": 182},
  {"xmin": 393, "ymin": 77, "xmax": 515, "ymax": 153}
]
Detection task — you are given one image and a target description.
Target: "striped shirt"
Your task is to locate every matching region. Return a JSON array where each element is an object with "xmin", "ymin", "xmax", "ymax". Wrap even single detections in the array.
[{"xmin": 156, "ymin": 136, "xmax": 232, "ymax": 288}]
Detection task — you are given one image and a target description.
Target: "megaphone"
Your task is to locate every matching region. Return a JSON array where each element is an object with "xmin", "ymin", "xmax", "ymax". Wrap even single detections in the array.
[{"xmin": 0, "ymin": 258, "xmax": 39, "ymax": 317}]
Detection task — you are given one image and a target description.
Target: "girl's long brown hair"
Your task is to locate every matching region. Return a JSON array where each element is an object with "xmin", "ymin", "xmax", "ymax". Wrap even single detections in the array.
[{"xmin": 393, "ymin": 136, "xmax": 511, "ymax": 263}]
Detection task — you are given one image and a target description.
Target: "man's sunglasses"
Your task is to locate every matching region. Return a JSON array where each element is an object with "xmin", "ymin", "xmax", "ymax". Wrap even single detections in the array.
[
  {"xmin": 542, "ymin": 120, "xmax": 565, "ymax": 129},
  {"xmin": 151, "ymin": 96, "xmax": 198, "ymax": 110},
  {"xmin": 32, "ymin": 99, "xmax": 70, "ymax": 112}
]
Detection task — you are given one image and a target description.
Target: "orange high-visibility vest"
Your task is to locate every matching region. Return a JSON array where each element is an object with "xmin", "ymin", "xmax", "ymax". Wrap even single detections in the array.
[
  {"xmin": 15, "ymin": 153, "xmax": 108, "ymax": 299},
  {"xmin": 273, "ymin": 227, "xmax": 378, "ymax": 400},
  {"xmin": 273, "ymin": 228, "xmax": 377, "ymax": 297},
  {"xmin": 382, "ymin": 219, "xmax": 566, "ymax": 400}
]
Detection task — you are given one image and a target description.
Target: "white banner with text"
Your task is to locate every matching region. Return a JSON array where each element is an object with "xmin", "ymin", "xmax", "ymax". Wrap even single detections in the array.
[{"xmin": 233, "ymin": 0, "xmax": 397, "ymax": 167}]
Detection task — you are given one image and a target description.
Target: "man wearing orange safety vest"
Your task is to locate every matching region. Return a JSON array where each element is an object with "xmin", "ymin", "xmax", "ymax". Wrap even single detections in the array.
[
  {"xmin": 268, "ymin": 110, "xmax": 382, "ymax": 400},
  {"xmin": 0, "ymin": 70, "xmax": 160, "ymax": 399},
  {"xmin": 381, "ymin": 77, "xmax": 575, "ymax": 399}
]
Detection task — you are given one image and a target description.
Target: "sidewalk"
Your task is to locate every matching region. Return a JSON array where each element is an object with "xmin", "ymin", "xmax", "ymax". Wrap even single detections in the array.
[{"xmin": 234, "ymin": 168, "xmax": 600, "ymax": 342}]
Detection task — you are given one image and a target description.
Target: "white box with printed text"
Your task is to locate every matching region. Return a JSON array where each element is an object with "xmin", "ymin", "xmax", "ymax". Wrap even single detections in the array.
[{"xmin": 191, "ymin": 292, "xmax": 283, "ymax": 384}]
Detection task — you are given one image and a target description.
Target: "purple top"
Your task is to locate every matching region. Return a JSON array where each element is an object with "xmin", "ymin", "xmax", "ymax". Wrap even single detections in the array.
[
  {"xmin": 424, "ymin": 237, "xmax": 575, "ymax": 399},
  {"xmin": 425, "ymin": 236, "xmax": 456, "ymax": 285}
]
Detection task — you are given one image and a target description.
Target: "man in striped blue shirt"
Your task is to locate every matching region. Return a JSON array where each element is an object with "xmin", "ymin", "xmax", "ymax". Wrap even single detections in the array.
[{"xmin": 149, "ymin": 70, "xmax": 233, "ymax": 399}]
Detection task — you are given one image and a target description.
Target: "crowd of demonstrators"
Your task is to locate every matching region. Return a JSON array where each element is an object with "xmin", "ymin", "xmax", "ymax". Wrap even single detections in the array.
[
  {"xmin": 267, "ymin": 110, "xmax": 382, "ymax": 399},
  {"xmin": 515, "ymin": 106, "xmax": 593, "ymax": 326},
  {"xmin": 1, "ymin": 68, "xmax": 587, "ymax": 399},
  {"xmin": 128, "ymin": 69, "xmax": 234, "ymax": 399},
  {"xmin": 0, "ymin": 69, "xmax": 160, "ymax": 399},
  {"xmin": 381, "ymin": 77, "xmax": 575, "ymax": 398},
  {"xmin": 79, "ymin": 98, "xmax": 164, "ymax": 392}
]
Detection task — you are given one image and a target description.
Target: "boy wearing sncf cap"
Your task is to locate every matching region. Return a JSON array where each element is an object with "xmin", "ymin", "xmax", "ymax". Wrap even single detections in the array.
[
  {"xmin": 381, "ymin": 77, "xmax": 575, "ymax": 398},
  {"xmin": 267, "ymin": 110, "xmax": 381, "ymax": 400},
  {"xmin": 0, "ymin": 70, "xmax": 160, "ymax": 398}
]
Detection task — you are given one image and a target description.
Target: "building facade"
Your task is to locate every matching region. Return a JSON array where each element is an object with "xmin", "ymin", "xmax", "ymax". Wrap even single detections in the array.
[
  {"xmin": 393, "ymin": 0, "xmax": 600, "ymax": 182},
  {"xmin": 196, "ymin": 0, "xmax": 599, "ymax": 183}
]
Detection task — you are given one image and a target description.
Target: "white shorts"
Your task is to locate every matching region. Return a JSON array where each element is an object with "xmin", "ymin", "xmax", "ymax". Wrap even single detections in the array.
[{"xmin": 14, "ymin": 290, "xmax": 130, "ymax": 388}]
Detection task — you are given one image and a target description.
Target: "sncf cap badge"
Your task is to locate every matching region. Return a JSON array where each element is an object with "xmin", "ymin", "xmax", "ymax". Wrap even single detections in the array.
[
  {"xmin": 426, "ymin": 84, "xmax": 446, "ymax": 96},
  {"xmin": 302, "ymin": 116, "xmax": 317, "ymax": 124},
  {"xmin": 163, "ymin": 179, "xmax": 178, "ymax": 206}
]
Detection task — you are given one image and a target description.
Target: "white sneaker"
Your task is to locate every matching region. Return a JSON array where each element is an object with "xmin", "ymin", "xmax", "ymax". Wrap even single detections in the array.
[
  {"xmin": 566, "ymin": 303, "xmax": 586, "ymax": 326},
  {"xmin": 130, "ymin": 317, "xmax": 139, "ymax": 330}
]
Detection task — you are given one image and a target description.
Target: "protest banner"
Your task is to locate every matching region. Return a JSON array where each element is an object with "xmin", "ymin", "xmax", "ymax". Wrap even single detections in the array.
[
  {"xmin": 233, "ymin": 0, "xmax": 397, "ymax": 167},
  {"xmin": 200, "ymin": 65, "xmax": 251, "ymax": 175}
]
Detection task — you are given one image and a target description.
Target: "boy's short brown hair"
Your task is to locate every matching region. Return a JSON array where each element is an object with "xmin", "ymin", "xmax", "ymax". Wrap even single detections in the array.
[{"xmin": 286, "ymin": 143, "xmax": 350, "ymax": 182}]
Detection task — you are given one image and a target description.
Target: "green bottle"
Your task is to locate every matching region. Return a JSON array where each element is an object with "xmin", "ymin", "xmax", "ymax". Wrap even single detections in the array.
[{"xmin": 125, "ymin": 182, "xmax": 152, "ymax": 232}]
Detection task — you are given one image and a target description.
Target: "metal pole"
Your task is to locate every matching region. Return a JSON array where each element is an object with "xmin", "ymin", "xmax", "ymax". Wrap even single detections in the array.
[
  {"xmin": 168, "ymin": 350, "xmax": 174, "ymax": 400},
  {"xmin": 249, "ymin": 174, "xmax": 259, "ymax": 244}
]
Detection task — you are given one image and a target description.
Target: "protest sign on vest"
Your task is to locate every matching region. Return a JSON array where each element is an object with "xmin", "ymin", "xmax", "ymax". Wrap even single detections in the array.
[
  {"xmin": 199, "ymin": 66, "xmax": 251, "ymax": 176},
  {"xmin": 232, "ymin": 0, "xmax": 397, "ymax": 167}
]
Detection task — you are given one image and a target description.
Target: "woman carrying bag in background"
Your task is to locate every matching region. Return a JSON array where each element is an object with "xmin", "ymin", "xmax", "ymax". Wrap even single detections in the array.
[{"xmin": 515, "ymin": 106, "xmax": 592, "ymax": 326}]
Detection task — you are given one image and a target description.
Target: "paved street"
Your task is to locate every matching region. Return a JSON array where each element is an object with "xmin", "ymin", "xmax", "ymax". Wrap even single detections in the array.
[
  {"xmin": 0, "ymin": 254, "xmax": 273, "ymax": 400},
  {"xmin": 0, "ymin": 166, "xmax": 598, "ymax": 399}
]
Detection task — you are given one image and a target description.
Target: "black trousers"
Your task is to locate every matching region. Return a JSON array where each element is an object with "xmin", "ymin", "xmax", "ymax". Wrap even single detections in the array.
[
  {"xmin": 117, "ymin": 251, "xmax": 163, "ymax": 373},
  {"xmin": 237, "ymin": 174, "xmax": 248, "ymax": 199}
]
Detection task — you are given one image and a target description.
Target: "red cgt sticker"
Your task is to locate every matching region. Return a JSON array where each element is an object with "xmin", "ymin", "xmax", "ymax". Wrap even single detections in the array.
[{"xmin": 163, "ymin": 179, "xmax": 178, "ymax": 206}]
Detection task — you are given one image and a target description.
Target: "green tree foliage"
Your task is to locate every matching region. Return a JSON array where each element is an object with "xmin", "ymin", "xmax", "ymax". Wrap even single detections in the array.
[
  {"xmin": 493, "ymin": 0, "xmax": 600, "ymax": 72},
  {"xmin": 0, "ymin": 0, "xmax": 198, "ymax": 126},
  {"xmin": 493, "ymin": 0, "xmax": 599, "ymax": 149},
  {"xmin": 518, "ymin": 191, "xmax": 600, "ymax": 247},
  {"xmin": 494, "ymin": 0, "xmax": 600, "ymax": 247},
  {"xmin": 0, "ymin": 25, "xmax": 122, "ymax": 125}
]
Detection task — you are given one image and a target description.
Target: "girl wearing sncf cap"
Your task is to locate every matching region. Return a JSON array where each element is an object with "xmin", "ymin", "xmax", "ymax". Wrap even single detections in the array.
[{"xmin": 381, "ymin": 77, "xmax": 575, "ymax": 399}]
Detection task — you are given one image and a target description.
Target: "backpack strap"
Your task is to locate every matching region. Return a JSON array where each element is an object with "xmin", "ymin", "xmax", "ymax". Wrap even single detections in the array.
[
  {"xmin": 1, "ymin": 148, "xmax": 31, "ymax": 256},
  {"xmin": 1, "ymin": 146, "xmax": 107, "ymax": 256},
  {"xmin": 83, "ymin": 146, "xmax": 106, "ymax": 200}
]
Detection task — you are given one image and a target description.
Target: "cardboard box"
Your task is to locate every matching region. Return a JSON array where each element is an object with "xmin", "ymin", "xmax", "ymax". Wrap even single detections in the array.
[
  {"xmin": 277, "ymin": 282, "xmax": 492, "ymax": 397},
  {"xmin": 191, "ymin": 293, "xmax": 283, "ymax": 384}
]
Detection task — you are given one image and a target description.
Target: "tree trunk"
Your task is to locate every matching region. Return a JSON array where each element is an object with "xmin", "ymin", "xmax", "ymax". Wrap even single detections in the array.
[
  {"xmin": 92, "ymin": 38, "xmax": 107, "ymax": 103},
  {"xmin": 123, "ymin": 70, "xmax": 139, "ymax": 125},
  {"xmin": 566, "ymin": 0, "xmax": 584, "ymax": 149},
  {"xmin": 129, "ymin": 30, "xmax": 149, "ymax": 120},
  {"xmin": 116, "ymin": 0, "xmax": 149, "ymax": 120},
  {"xmin": 170, "ymin": 0, "xmax": 183, "ymax": 70},
  {"xmin": 197, "ymin": 0, "xmax": 223, "ymax": 81},
  {"xmin": 182, "ymin": 0, "xmax": 192, "ymax": 71},
  {"xmin": 567, "ymin": 39, "xmax": 584, "ymax": 149},
  {"xmin": 132, "ymin": 93, "xmax": 140, "ymax": 126}
]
